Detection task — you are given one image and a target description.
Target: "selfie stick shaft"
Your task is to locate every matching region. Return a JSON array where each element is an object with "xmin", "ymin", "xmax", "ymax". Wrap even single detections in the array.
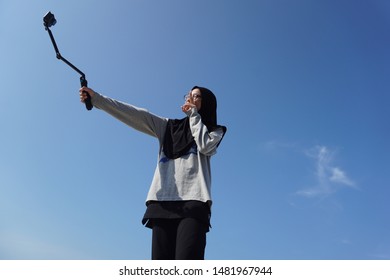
[{"xmin": 45, "ymin": 25, "xmax": 92, "ymax": 110}]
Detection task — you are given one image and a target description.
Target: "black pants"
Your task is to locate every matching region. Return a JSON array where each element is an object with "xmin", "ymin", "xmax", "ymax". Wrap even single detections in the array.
[{"xmin": 151, "ymin": 218, "xmax": 207, "ymax": 260}]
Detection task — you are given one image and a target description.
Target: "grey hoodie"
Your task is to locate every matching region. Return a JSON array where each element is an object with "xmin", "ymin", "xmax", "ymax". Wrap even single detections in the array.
[{"xmin": 91, "ymin": 92, "xmax": 224, "ymax": 204}]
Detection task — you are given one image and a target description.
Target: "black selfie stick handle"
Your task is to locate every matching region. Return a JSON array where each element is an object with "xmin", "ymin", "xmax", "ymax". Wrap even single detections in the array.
[{"xmin": 80, "ymin": 76, "xmax": 93, "ymax": 111}]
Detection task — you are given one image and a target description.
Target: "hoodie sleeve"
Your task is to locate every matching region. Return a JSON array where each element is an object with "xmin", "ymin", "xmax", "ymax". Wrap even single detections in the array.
[
  {"xmin": 187, "ymin": 108, "xmax": 224, "ymax": 156},
  {"xmin": 91, "ymin": 92, "xmax": 168, "ymax": 140}
]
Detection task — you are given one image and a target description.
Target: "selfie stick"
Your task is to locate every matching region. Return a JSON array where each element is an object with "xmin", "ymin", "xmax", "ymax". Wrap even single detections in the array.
[{"xmin": 43, "ymin": 11, "xmax": 93, "ymax": 110}]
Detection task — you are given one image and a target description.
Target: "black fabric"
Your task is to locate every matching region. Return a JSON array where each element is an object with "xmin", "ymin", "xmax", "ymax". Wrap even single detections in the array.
[
  {"xmin": 142, "ymin": 200, "xmax": 211, "ymax": 231},
  {"xmin": 193, "ymin": 86, "xmax": 218, "ymax": 132},
  {"xmin": 163, "ymin": 118, "xmax": 195, "ymax": 160},
  {"xmin": 151, "ymin": 218, "xmax": 207, "ymax": 260},
  {"xmin": 162, "ymin": 86, "xmax": 226, "ymax": 159},
  {"xmin": 193, "ymin": 86, "xmax": 227, "ymax": 146}
]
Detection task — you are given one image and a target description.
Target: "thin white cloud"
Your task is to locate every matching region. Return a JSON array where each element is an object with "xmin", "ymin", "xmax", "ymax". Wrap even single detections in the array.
[
  {"xmin": 329, "ymin": 167, "xmax": 355, "ymax": 186},
  {"xmin": 297, "ymin": 146, "xmax": 356, "ymax": 198}
]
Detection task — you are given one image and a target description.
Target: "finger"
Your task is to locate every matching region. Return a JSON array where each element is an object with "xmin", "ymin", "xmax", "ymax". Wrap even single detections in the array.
[
  {"xmin": 80, "ymin": 87, "xmax": 95, "ymax": 98},
  {"xmin": 79, "ymin": 86, "xmax": 91, "ymax": 94},
  {"xmin": 80, "ymin": 92, "xmax": 88, "ymax": 101},
  {"xmin": 182, "ymin": 105, "xmax": 192, "ymax": 112}
]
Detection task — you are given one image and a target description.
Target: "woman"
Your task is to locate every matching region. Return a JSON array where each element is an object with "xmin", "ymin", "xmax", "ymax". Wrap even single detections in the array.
[{"xmin": 80, "ymin": 86, "xmax": 226, "ymax": 260}]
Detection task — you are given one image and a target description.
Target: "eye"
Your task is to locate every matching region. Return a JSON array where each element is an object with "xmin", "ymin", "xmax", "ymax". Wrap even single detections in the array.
[{"xmin": 193, "ymin": 94, "xmax": 202, "ymax": 100}]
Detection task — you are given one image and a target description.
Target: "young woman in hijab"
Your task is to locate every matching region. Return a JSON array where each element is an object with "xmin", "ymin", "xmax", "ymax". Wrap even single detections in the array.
[{"xmin": 79, "ymin": 86, "xmax": 226, "ymax": 260}]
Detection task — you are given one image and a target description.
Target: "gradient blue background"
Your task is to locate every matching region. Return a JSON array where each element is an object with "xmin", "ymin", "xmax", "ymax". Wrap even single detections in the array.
[{"xmin": 1, "ymin": 0, "xmax": 389, "ymax": 259}]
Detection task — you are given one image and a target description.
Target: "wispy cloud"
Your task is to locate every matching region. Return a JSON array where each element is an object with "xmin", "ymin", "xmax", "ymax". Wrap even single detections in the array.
[
  {"xmin": 329, "ymin": 167, "xmax": 355, "ymax": 186},
  {"xmin": 297, "ymin": 146, "xmax": 357, "ymax": 198}
]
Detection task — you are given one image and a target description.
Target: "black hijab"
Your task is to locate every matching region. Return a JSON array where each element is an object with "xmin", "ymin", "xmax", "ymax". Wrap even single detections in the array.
[{"xmin": 163, "ymin": 86, "xmax": 226, "ymax": 159}]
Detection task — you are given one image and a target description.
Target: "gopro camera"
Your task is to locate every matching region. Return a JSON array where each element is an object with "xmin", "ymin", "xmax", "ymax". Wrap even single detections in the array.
[{"xmin": 43, "ymin": 12, "xmax": 57, "ymax": 29}]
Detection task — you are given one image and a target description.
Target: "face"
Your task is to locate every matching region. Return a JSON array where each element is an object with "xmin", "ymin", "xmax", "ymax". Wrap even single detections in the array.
[{"xmin": 185, "ymin": 88, "xmax": 202, "ymax": 110}]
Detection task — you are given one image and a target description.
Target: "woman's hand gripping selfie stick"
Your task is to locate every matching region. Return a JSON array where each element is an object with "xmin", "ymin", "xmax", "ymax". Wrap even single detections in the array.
[{"xmin": 43, "ymin": 11, "xmax": 93, "ymax": 111}]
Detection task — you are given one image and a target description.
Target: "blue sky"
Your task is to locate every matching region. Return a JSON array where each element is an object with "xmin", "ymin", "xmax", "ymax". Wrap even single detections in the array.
[{"xmin": 0, "ymin": 0, "xmax": 389, "ymax": 260}]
